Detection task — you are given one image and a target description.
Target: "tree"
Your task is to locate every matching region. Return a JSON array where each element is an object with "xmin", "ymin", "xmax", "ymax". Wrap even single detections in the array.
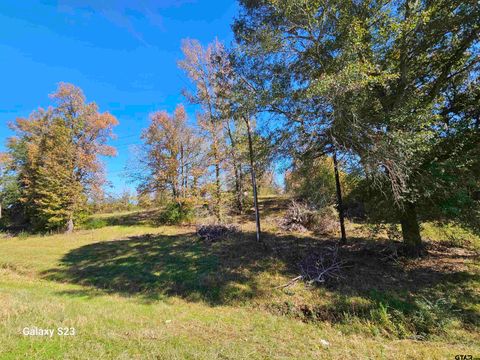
[
  {"xmin": 234, "ymin": 0, "xmax": 480, "ymax": 255},
  {"xmin": 224, "ymin": 117, "xmax": 246, "ymax": 213},
  {"xmin": 0, "ymin": 153, "xmax": 18, "ymax": 223},
  {"xmin": 31, "ymin": 117, "xmax": 85, "ymax": 231},
  {"xmin": 6, "ymin": 83, "xmax": 118, "ymax": 232},
  {"xmin": 210, "ymin": 44, "xmax": 274, "ymax": 243},
  {"xmin": 332, "ymin": 0, "xmax": 480, "ymax": 255},
  {"xmin": 139, "ymin": 104, "xmax": 204, "ymax": 201},
  {"xmin": 179, "ymin": 39, "xmax": 226, "ymax": 220},
  {"xmin": 233, "ymin": 0, "xmax": 361, "ymax": 244}
]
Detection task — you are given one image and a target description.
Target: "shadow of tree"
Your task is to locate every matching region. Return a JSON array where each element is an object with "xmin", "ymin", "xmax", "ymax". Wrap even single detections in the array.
[
  {"xmin": 42, "ymin": 230, "xmax": 479, "ymax": 329},
  {"xmin": 42, "ymin": 232, "xmax": 268, "ymax": 305}
]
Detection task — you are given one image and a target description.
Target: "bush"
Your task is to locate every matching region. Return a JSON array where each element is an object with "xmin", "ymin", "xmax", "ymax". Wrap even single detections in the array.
[
  {"xmin": 81, "ymin": 218, "xmax": 108, "ymax": 230},
  {"xmin": 312, "ymin": 206, "xmax": 338, "ymax": 235},
  {"xmin": 159, "ymin": 200, "xmax": 195, "ymax": 225}
]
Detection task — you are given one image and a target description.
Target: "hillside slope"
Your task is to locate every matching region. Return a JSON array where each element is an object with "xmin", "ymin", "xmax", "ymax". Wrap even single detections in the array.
[{"xmin": 0, "ymin": 201, "xmax": 478, "ymax": 359}]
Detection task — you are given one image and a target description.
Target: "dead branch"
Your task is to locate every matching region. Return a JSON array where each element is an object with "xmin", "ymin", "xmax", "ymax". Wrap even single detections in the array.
[
  {"xmin": 300, "ymin": 246, "xmax": 345, "ymax": 285},
  {"xmin": 196, "ymin": 224, "xmax": 239, "ymax": 242},
  {"xmin": 274, "ymin": 275, "xmax": 304, "ymax": 289},
  {"xmin": 274, "ymin": 246, "xmax": 344, "ymax": 289}
]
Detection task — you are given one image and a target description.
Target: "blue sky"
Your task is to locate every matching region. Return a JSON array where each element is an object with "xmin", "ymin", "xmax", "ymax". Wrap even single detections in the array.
[{"xmin": 0, "ymin": 0, "xmax": 238, "ymax": 194}]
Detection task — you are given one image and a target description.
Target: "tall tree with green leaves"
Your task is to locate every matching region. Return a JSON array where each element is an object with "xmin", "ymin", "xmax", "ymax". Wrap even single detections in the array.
[
  {"xmin": 233, "ymin": 0, "xmax": 369, "ymax": 244},
  {"xmin": 30, "ymin": 117, "xmax": 85, "ymax": 230},
  {"xmin": 0, "ymin": 153, "xmax": 19, "ymax": 224},
  {"xmin": 234, "ymin": 0, "xmax": 480, "ymax": 255},
  {"xmin": 209, "ymin": 44, "xmax": 274, "ymax": 243}
]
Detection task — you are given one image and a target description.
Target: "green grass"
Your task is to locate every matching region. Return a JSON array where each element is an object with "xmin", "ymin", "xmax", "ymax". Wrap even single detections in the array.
[
  {"xmin": 0, "ymin": 211, "xmax": 479, "ymax": 359},
  {"xmin": 422, "ymin": 221, "xmax": 480, "ymax": 249}
]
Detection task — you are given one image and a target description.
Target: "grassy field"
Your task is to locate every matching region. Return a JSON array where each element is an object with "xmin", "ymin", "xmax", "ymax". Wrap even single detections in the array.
[{"xmin": 0, "ymin": 200, "xmax": 479, "ymax": 359}]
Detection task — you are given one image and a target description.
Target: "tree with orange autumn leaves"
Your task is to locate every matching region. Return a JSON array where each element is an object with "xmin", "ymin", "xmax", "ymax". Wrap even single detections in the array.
[
  {"xmin": 138, "ymin": 104, "xmax": 204, "ymax": 200},
  {"xmin": 4, "ymin": 83, "xmax": 117, "ymax": 232},
  {"xmin": 178, "ymin": 39, "xmax": 227, "ymax": 220},
  {"xmin": 177, "ymin": 39, "xmax": 272, "ymax": 240}
]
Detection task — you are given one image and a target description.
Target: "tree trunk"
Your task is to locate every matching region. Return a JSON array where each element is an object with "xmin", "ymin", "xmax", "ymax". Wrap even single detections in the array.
[
  {"xmin": 66, "ymin": 217, "xmax": 74, "ymax": 234},
  {"xmin": 226, "ymin": 121, "xmax": 243, "ymax": 214},
  {"xmin": 172, "ymin": 184, "xmax": 178, "ymax": 200},
  {"xmin": 237, "ymin": 165, "xmax": 244, "ymax": 214},
  {"xmin": 333, "ymin": 151, "xmax": 347, "ymax": 244},
  {"xmin": 214, "ymin": 160, "xmax": 221, "ymax": 221},
  {"xmin": 400, "ymin": 202, "xmax": 422, "ymax": 257},
  {"xmin": 245, "ymin": 117, "xmax": 261, "ymax": 243},
  {"xmin": 232, "ymin": 164, "xmax": 243, "ymax": 213},
  {"xmin": 180, "ymin": 142, "xmax": 185, "ymax": 198},
  {"xmin": 184, "ymin": 164, "xmax": 189, "ymax": 194}
]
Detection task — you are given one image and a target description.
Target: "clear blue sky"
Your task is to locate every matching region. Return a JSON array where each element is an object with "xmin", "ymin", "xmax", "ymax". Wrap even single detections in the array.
[{"xmin": 0, "ymin": 0, "xmax": 238, "ymax": 194}]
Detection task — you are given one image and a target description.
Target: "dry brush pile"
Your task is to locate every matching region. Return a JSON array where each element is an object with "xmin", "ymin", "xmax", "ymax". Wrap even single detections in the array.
[
  {"xmin": 196, "ymin": 224, "xmax": 240, "ymax": 242},
  {"xmin": 279, "ymin": 201, "xmax": 337, "ymax": 235}
]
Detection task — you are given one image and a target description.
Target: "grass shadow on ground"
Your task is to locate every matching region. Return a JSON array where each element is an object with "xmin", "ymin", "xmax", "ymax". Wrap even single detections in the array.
[
  {"xmin": 42, "ymin": 229, "xmax": 479, "ymax": 331},
  {"xmin": 265, "ymin": 234, "xmax": 479, "ymax": 333},
  {"xmin": 42, "ymin": 232, "xmax": 267, "ymax": 305}
]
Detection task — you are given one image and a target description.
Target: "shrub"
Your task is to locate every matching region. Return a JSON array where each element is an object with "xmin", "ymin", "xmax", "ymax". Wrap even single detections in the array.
[
  {"xmin": 312, "ymin": 206, "xmax": 338, "ymax": 235},
  {"xmin": 81, "ymin": 218, "xmax": 108, "ymax": 230},
  {"xmin": 159, "ymin": 200, "xmax": 195, "ymax": 225}
]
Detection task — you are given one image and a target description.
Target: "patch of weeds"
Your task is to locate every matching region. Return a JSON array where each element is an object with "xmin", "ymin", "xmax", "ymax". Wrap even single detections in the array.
[
  {"xmin": 266, "ymin": 290, "xmax": 456, "ymax": 340},
  {"xmin": 81, "ymin": 218, "xmax": 108, "ymax": 230},
  {"xmin": 422, "ymin": 222, "xmax": 480, "ymax": 249},
  {"xmin": 363, "ymin": 291, "xmax": 455, "ymax": 339},
  {"xmin": 16, "ymin": 231, "xmax": 30, "ymax": 240},
  {"xmin": 158, "ymin": 200, "xmax": 195, "ymax": 225},
  {"xmin": 368, "ymin": 301, "xmax": 409, "ymax": 338},
  {"xmin": 0, "ymin": 261, "xmax": 30, "ymax": 275},
  {"xmin": 410, "ymin": 296, "xmax": 455, "ymax": 339}
]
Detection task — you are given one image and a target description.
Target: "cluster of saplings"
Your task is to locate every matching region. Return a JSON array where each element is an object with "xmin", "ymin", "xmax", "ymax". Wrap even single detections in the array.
[{"xmin": 1, "ymin": 0, "xmax": 479, "ymax": 258}]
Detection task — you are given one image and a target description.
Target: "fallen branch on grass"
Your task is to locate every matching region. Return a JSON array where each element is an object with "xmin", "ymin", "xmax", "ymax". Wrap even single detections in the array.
[
  {"xmin": 275, "ymin": 246, "xmax": 344, "ymax": 289},
  {"xmin": 274, "ymin": 275, "xmax": 304, "ymax": 289},
  {"xmin": 300, "ymin": 247, "xmax": 344, "ymax": 285}
]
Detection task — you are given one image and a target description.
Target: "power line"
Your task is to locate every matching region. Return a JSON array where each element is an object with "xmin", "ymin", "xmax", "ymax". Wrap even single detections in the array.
[
  {"xmin": 110, "ymin": 142, "xmax": 144, "ymax": 150},
  {"xmin": 113, "ymin": 134, "xmax": 139, "ymax": 140},
  {"xmin": 176, "ymin": 71, "xmax": 197, "ymax": 94}
]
